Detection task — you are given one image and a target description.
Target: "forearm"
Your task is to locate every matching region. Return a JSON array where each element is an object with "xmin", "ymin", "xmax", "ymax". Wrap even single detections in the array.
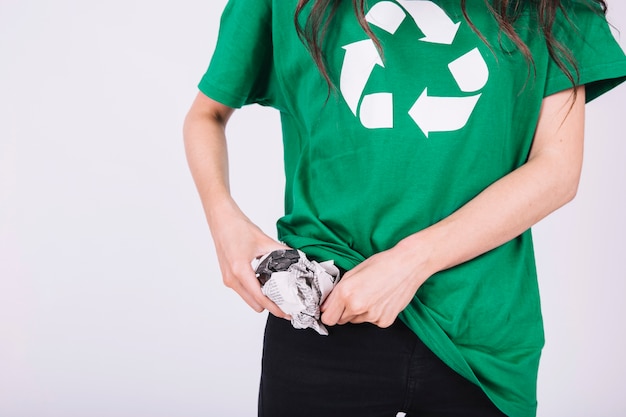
[
  {"xmin": 321, "ymin": 137, "xmax": 583, "ymax": 328},
  {"xmin": 399, "ymin": 153, "xmax": 579, "ymax": 277},
  {"xmin": 183, "ymin": 94, "xmax": 241, "ymax": 227},
  {"xmin": 397, "ymin": 87, "xmax": 585, "ymax": 280},
  {"xmin": 183, "ymin": 93, "xmax": 288, "ymax": 316}
]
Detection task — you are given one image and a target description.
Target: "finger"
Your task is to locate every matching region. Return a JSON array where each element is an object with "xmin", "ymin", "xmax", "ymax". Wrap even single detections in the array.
[
  {"xmin": 227, "ymin": 266, "xmax": 273, "ymax": 313},
  {"xmin": 230, "ymin": 281, "xmax": 264, "ymax": 313},
  {"xmin": 320, "ymin": 287, "xmax": 338, "ymax": 312},
  {"xmin": 347, "ymin": 314, "xmax": 369, "ymax": 325},
  {"xmin": 232, "ymin": 278, "xmax": 290, "ymax": 319},
  {"xmin": 337, "ymin": 314, "xmax": 356, "ymax": 325},
  {"xmin": 242, "ymin": 269, "xmax": 291, "ymax": 319},
  {"xmin": 257, "ymin": 291, "xmax": 291, "ymax": 320},
  {"xmin": 321, "ymin": 298, "xmax": 345, "ymax": 327},
  {"xmin": 337, "ymin": 308, "xmax": 359, "ymax": 325}
]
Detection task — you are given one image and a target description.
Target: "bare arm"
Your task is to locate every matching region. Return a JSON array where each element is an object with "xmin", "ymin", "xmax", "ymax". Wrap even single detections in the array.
[
  {"xmin": 183, "ymin": 92, "xmax": 289, "ymax": 318},
  {"xmin": 321, "ymin": 86, "xmax": 586, "ymax": 328}
]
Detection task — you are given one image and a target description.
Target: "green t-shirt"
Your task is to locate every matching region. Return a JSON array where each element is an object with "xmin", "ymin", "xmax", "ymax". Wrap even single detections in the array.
[{"xmin": 198, "ymin": 1, "xmax": 626, "ymax": 416}]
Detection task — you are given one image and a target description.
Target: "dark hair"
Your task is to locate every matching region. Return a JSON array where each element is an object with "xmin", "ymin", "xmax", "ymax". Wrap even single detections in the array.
[{"xmin": 295, "ymin": 0, "xmax": 608, "ymax": 98}]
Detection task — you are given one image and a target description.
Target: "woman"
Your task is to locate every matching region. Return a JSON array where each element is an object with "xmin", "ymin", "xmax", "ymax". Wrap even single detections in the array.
[{"xmin": 184, "ymin": 1, "xmax": 626, "ymax": 416}]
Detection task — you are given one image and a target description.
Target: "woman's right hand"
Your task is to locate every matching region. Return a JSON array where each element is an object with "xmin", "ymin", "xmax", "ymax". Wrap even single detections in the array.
[
  {"xmin": 183, "ymin": 92, "xmax": 290, "ymax": 319},
  {"xmin": 209, "ymin": 202, "xmax": 291, "ymax": 319}
]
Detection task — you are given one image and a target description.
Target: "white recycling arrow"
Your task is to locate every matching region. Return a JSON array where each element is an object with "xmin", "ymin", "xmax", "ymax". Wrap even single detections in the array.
[
  {"xmin": 341, "ymin": 1, "xmax": 406, "ymax": 129},
  {"xmin": 448, "ymin": 48, "xmax": 489, "ymax": 92},
  {"xmin": 396, "ymin": 0, "xmax": 460, "ymax": 45},
  {"xmin": 408, "ymin": 88, "xmax": 481, "ymax": 138},
  {"xmin": 339, "ymin": 0, "xmax": 489, "ymax": 133},
  {"xmin": 340, "ymin": 39, "xmax": 384, "ymax": 117},
  {"xmin": 360, "ymin": 92, "xmax": 394, "ymax": 129},
  {"xmin": 365, "ymin": 1, "xmax": 406, "ymax": 35}
]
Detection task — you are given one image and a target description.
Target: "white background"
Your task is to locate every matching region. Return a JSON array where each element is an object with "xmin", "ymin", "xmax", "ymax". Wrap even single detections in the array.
[{"xmin": 1, "ymin": 1, "xmax": 625, "ymax": 416}]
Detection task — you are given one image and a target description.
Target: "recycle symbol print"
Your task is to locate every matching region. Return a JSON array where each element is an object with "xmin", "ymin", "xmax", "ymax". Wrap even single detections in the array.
[{"xmin": 339, "ymin": 0, "xmax": 490, "ymax": 136}]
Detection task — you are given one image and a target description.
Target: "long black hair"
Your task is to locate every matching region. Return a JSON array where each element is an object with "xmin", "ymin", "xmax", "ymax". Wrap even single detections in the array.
[{"xmin": 295, "ymin": 0, "xmax": 608, "ymax": 95}]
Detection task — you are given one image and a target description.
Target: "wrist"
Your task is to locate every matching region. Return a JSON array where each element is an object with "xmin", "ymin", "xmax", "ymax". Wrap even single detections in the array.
[
  {"xmin": 204, "ymin": 196, "xmax": 246, "ymax": 229},
  {"xmin": 394, "ymin": 226, "xmax": 449, "ymax": 280}
]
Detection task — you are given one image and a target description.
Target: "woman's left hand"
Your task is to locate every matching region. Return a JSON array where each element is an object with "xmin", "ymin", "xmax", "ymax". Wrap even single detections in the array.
[{"xmin": 320, "ymin": 242, "xmax": 431, "ymax": 328}]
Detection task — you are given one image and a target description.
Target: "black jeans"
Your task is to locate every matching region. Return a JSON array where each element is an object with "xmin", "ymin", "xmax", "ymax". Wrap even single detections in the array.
[{"xmin": 259, "ymin": 314, "xmax": 507, "ymax": 417}]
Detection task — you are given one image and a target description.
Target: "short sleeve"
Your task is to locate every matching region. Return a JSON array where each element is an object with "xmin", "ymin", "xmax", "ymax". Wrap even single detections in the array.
[
  {"xmin": 198, "ymin": 0, "xmax": 279, "ymax": 108},
  {"xmin": 544, "ymin": 1, "xmax": 626, "ymax": 102}
]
